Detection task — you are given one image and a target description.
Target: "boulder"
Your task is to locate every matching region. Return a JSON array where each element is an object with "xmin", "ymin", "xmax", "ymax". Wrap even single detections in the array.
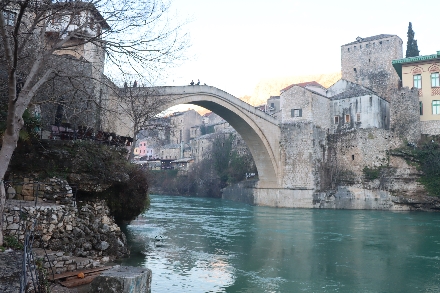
[
  {"xmin": 90, "ymin": 266, "xmax": 152, "ymax": 293},
  {"xmin": 7, "ymin": 187, "xmax": 16, "ymax": 199}
]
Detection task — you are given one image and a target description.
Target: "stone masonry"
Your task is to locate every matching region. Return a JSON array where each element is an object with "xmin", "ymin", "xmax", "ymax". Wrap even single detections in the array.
[
  {"xmin": 3, "ymin": 199, "xmax": 128, "ymax": 266},
  {"xmin": 341, "ymin": 35, "xmax": 403, "ymax": 100}
]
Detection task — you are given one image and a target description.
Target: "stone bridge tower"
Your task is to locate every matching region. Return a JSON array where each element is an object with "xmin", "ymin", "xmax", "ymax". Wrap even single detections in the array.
[{"xmin": 341, "ymin": 34, "xmax": 403, "ymax": 100}]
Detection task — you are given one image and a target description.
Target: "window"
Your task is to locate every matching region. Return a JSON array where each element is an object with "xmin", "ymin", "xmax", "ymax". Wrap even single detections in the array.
[
  {"xmin": 431, "ymin": 72, "xmax": 439, "ymax": 87},
  {"xmin": 354, "ymin": 68, "xmax": 357, "ymax": 73},
  {"xmin": 414, "ymin": 74, "xmax": 422, "ymax": 89},
  {"xmin": 270, "ymin": 103, "xmax": 275, "ymax": 108},
  {"xmin": 291, "ymin": 109, "xmax": 302, "ymax": 117},
  {"xmin": 345, "ymin": 114, "xmax": 350, "ymax": 123},
  {"xmin": 433, "ymin": 100, "xmax": 440, "ymax": 115},
  {"xmin": 420, "ymin": 101, "xmax": 423, "ymax": 115},
  {"xmin": 357, "ymin": 113, "xmax": 361, "ymax": 122},
  {"xmin": 2, "ymin": 10, "xmax": 16, "ymax": 26},
  {"xmin": 334, "ymin": 116, "xmax": 339, "ymax": 124}
]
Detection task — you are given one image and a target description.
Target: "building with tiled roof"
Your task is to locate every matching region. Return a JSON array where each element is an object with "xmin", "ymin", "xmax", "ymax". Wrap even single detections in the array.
[{"xmin": 279, "ymin": 78, "xmax": 389, "ymax": 133}]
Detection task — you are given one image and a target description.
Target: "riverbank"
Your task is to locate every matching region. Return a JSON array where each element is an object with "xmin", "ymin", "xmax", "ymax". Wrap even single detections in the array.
[{"xmin": 223, "ymin": 182, "xmax": 440, "ymax": 211}]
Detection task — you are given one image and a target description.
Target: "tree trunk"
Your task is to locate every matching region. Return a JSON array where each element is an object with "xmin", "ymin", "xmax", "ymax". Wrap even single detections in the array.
[
  {"xmin": 0, "ymin": 69, "xmax": 20, "ymax": 246},
  {"xmin": 129, "ymin": 124, "xmax": 138, "ymax": 161}
]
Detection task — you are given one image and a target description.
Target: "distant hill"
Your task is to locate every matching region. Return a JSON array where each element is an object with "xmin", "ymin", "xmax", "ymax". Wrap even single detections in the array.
[
  {"xmin": 240, "ymin": 72, "xmax": 341, "ymax": 106},
  {"xmin": 190, "ymin": 72, "xmax": 342, "ymax": 115}
]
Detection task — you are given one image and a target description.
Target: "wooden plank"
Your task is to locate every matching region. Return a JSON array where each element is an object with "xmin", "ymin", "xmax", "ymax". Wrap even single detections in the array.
[
  {"xmin": 64, "ymin": 270, "xmax": 104, "ymax": 281},
  {"xmin": 48, "ymin": 266, "xmax": 113, "ymax": 281},
  {"xmin": 60, "ymin": 275, "xmax": 99, "ymax": 288}
]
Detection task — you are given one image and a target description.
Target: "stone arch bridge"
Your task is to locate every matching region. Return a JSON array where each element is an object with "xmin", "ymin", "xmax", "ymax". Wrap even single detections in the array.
[{"xmin": 143, "ymin": 85, "xmax": 281, "ymax": 189}]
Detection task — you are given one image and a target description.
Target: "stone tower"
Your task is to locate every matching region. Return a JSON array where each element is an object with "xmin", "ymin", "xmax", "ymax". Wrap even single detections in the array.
[{"xmin": 341, "ymin": 34, "xmax": 403, "ymax": 100}]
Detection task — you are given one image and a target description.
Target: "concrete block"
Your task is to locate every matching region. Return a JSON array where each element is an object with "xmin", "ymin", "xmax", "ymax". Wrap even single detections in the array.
[{"xmin": 90, "ymin": 266, "xmax": 152, "ymax": 293}]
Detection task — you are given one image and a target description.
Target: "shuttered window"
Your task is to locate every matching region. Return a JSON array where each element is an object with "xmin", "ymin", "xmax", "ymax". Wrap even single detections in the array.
[{"xmin": 291, "ymin": 109, "xmax": 302, "ymax": 117}]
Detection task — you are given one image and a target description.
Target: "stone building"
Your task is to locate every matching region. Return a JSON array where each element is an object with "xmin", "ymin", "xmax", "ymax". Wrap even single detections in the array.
[
  {"xmin": 266, "ymin": 96, "xmax": 281, "ymax": 120},
  {"xmin": 133, "ymin": 139, "xmax": 157, "ymax": 160},
  {"xmin": 341, "ymin": 35, "xmax": 403, "ymax": 100},
  {"xmin": 279, "ymin": 79, "xmax": 390, "ymax": 134},
  {"xmin": 190, "ymin": 125, "xmax": 202, "ymax": 139},
  {"xmin": 272, "ymin": 33, "xmax": 420, "ymax": 198},
  {"xmin": 189, "ymin": 134, "xmax": 215, "ymax": 162},
  {"xmin": 392, "ymin": 50, "xmax": 440, "ymax": 135},
  {"xmin": 169, "ymin": 110, "xmax": 203, "ymax": 144},
  {"xmin": 160, "ymin": 144, "xmax": 181, "ymax": 160},
  {"xmin": 202, "ymin": 112, "xmax": 225, "ymax": 125}
]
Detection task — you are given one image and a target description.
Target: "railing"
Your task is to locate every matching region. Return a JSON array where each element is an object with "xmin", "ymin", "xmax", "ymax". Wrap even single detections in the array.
[
  {"xmin": 19, "ymin": 210, "xmax": 54, "ymax": 293},
  {"xmin": 48, "ymin": 125, "xmax": 133, "ymax": 147}
]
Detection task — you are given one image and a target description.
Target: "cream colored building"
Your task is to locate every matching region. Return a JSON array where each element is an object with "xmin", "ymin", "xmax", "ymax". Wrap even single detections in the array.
[{"xmin": 392, "ymin": 51, "xmax": 440, "ymax": 134}]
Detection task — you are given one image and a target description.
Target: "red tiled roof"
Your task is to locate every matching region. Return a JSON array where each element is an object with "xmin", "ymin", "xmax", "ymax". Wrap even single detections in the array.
[{"xmin": 281, "ymin": 81, "xmax": 324, "ymax": 93}]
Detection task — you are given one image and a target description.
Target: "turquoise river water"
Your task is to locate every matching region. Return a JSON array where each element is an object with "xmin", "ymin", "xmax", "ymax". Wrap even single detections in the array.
[{"xmin": 118, "ymin": 194, "xmax": 440, "ymax": 293}]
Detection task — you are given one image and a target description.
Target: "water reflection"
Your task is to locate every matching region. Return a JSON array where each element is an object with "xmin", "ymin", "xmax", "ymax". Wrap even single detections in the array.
[{"xmin": 119, "ymin": 195, "xmax": 440, "ymax": 293}]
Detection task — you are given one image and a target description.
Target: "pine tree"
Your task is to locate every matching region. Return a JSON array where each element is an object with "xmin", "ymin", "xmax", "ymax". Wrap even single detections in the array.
[{"xmin": 406, "ymin": 22, "xmax": 420, "ymax": 58}]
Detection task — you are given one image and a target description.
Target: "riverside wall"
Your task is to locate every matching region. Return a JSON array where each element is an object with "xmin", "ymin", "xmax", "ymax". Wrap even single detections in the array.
[
  {"xmin": 223, "ymin": 185, "xmax": 440, "ymax": 211},
  {"xmin": 2, "ymin": 199, "xmax": 128, "ymax": 268}
]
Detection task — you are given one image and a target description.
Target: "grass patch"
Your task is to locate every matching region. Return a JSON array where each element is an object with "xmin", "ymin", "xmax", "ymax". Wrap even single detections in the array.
[{"xmin": 363, "ymin": 166, "xmax": 382, "ymax": 181}]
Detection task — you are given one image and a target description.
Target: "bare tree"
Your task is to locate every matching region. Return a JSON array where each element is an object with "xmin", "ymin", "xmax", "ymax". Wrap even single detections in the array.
[{"xmin": 0, "ymin": 0, "xmax": 188, "ymax": 245}]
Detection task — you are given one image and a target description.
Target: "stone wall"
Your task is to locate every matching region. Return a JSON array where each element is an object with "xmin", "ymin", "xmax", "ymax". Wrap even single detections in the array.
[
  {"xmin": 279, "ymin": 122, "xmax": 327, "ymax": 189},
  {"xmin": 330, "ymin": 94, "xmax": 390, "ymax": 133},
  {"xmin": 326, "ymin": 129, "xmax": 399, "ymax": 181},
  {"xmin": 421, "ymin": 120, "xmax": 440, "ymax": 135},
  {"xmin": 6, "ymin": 176, "xmax": 74, "ymax": 205},
  {"xmin": 34, "ymin": 248, "xmax": 100, "ymax": 274},
  {"xmin": 3, "ymin": 200, "xmax": 128, "ymax": 263},
  {"xmin": 389, "ymin": 87, "xmax": 421, "ymax": 143},
  {"xmin": 341, "ymin": 35, "xmax": 403, "ymax": 100},
  {"xmin": 280, "ymin": 86, "xmax": 330, "ymax": 129}
]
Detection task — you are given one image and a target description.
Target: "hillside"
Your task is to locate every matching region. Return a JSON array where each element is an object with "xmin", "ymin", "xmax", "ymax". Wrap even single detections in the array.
[{"xmin": 240, "ymin": 72, "xmax": 341, "ymax": 106}]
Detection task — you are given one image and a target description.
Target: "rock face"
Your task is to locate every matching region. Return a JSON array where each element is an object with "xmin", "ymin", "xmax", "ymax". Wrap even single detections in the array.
[
  {"xmin": 3, "ymin": 200, "xmax": 129, "ymax": 263},
  {"xmin": 90, "ymin": 266, "xmax": 152, "ymax": 293},
  {"xmin": 0, "ymin": 250, "xmax": 21, "ymax": 293}
]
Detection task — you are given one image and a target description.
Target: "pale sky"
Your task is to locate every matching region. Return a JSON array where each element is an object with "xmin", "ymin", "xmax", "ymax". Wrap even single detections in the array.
[{"xmin": 163, "ymin": 0, "xmax": 439, "ymax": 98}]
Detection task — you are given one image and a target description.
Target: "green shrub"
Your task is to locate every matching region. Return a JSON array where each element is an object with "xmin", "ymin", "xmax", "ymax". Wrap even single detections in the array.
[
  {"xmin": 363, "ymin": 166, "xmax": 381, "ymax": 181},
  {"xmin": 411, "ymin": 142, "xmax": 440, "ymax": 196},
  {"xmin": 3, "ymin": 235, "xmax": 24, "ymax": 250}
]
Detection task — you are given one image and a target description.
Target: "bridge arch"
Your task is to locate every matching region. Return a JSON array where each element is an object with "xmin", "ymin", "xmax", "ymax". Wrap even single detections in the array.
[{"xmin": 147, "ymin": 85, "xmax": 281, "ymax": 188}]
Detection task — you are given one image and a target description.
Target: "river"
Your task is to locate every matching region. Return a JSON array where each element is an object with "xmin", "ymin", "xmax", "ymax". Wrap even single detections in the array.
[{"xmin": 118, "ymin": 194, "xmax": 440, "ymax": 293}]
